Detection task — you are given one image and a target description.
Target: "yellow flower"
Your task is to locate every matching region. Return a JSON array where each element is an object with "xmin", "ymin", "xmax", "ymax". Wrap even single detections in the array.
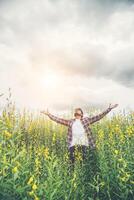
[
  {"xmin": 28, "ymin": 125, "xmax": 33, "ymax": 133},
  {"xmin": 120, "ymin": 176, "xmax": 127, "ymax": 182},
  {"xmin": 27, "ymin": 176, "xmax": 34, "ymax": 185},
  {"xmin": 98, "ymin": 130, "xmax": 104, "ymax": 140},
  {"xmin": 126, "ymin": 127, "xmax": 133, "ymax": 136},
  {"xmin": 32, "ymin": 183, "xmax": 37, "ymax": 191},
  {"xmin": 4, "ymin": 130, "xmax": 12, "ymax": 138},
  {"xmin": 114, "ymin": 150, "xmax": 119, "ymax": 155},
  {"xmin": 35, "ymin": 158, "xmax": 40, "ymax": 166},
  {"xmin": 115, "ymin": 125, "xmax": 121, "ymax": 133},
  {"xmin": 34, "ymin": 196, "xmax": 39, "ymax": 200},
  {"xmin": 64, "ymin": 152, "xmax": 69, "ymax": 161},
  {"xmin": 52, "ymin": 133, "xmax": 56, "ymax": 143},
  {"xmin": 28, "ymin": 191, "xmax": 34, "ymax": 196},
  {"xmin": 76, "ymin": 152, "xmax": 82, "ymax": 161},
  {"xmin": 44, "ymin": 147, "xmax": 49, "ymax": 159},
  {"xmin": 12, "ymin": 166, "xmax": 18, "ymax": 174}
]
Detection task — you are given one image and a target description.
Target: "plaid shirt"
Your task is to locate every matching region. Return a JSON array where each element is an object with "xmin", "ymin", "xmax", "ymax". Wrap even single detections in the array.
[{"xmin": 47, "ymin": 107, "xmax": 112, "ymax": 149}]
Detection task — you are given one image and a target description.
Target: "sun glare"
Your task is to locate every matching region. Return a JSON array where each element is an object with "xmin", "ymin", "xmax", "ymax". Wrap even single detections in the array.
[{"xmin": 41, "ymin": 70, "xmax": 61, "ymax": 89}]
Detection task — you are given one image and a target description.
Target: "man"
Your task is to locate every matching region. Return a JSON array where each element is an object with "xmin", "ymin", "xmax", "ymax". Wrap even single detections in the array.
[{"xmin": 41, "ymin": 103, "xmax": 118, "ymax": 167}]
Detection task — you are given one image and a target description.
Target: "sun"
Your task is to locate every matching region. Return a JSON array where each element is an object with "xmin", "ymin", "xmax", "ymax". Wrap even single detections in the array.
[{"xmin": 41, "ymin": 69, "xmax": 61, "ymax": 89}]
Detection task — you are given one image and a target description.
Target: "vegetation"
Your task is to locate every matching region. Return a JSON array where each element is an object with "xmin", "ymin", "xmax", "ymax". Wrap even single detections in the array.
[{"xmin": 0, "ymin": 90, "xmax": 134, "ymax": 200}]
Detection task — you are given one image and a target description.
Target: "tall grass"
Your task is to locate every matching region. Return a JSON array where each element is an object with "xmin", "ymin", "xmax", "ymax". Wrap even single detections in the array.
[{"xmin": 0, "ymin": 91, "xmax": 134, "ymax": 200}]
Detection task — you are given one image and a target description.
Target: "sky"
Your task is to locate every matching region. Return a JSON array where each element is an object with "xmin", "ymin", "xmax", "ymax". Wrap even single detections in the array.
[{"xmin": 0, "ymin": 0, "xmax": 134, "ymax": 115}]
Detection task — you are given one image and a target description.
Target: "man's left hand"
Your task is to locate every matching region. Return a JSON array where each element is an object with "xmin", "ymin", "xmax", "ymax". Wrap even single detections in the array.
[{"xmin": 109, "ymin": 103, "xmax": 119, "ymax": 109}]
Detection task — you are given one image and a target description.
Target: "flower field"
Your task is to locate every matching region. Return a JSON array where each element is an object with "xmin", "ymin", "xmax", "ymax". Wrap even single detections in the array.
[{"xmin": 0, "ymin": 101, "xmax": 134, "ymax": 200}]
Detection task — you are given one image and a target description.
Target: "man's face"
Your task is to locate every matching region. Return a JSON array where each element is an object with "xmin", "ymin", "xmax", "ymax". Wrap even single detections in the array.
[{"xmin": 74, "ymin": 109, "xmax": 83, "ymax": 119}]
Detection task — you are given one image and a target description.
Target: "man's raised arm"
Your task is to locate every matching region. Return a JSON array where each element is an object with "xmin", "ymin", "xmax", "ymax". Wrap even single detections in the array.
[
  {"xmin": 88, "ymin": 104, "xmax": 118, "ymax": 124},
  {"xmin": 41, "ymin": 110, "xmax": 70, "ymax": 126}
]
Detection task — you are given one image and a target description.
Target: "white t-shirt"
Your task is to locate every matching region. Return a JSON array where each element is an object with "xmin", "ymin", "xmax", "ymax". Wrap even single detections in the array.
[{"xmin": 70, "ymin": 119, "xmax": 89, "ymax": 147}]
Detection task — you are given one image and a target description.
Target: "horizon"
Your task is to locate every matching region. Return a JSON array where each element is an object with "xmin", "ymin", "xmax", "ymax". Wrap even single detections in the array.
[{"xmin": 0, "ymin": 89, "xmax": 132, "ymax": 119}]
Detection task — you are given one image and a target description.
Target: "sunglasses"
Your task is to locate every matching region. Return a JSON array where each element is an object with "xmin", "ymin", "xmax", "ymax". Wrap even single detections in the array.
[{"xmin": 74, "ymin": 112, "xmax": 82, "ymax": 116}]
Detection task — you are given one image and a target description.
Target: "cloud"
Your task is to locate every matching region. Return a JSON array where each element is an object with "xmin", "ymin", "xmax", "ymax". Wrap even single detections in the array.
[{"xmin": 0, "ymin": 0, "xmax": 134, "ymax": 111}]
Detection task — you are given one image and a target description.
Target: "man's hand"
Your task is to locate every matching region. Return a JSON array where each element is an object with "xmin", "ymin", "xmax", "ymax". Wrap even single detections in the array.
[
  {"xmin": 109, "ymin": 103, "xmax": 118, "ymax": 110},
  {"xmin": 40, "ymin": 109, "xmax": 50, "ymax": 116}
]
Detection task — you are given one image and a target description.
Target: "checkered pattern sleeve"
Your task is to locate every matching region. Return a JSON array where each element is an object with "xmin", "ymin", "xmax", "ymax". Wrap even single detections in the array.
[
  {"xmin": 88, "ymin": 107, "xmax": 112, "ymax": 124},
  {"xmin": 47, "ymin": 113, "xmax": 70, "ymax": 126}
]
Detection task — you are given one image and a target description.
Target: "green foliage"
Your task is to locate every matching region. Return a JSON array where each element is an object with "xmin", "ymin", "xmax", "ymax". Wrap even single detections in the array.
[{"xmin": 0, "ymin": 99, "xmax": 134, "ymax": 199}]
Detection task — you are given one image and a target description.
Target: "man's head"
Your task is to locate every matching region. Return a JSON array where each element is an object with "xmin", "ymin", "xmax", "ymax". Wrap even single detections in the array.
[{"xmin": 74, "ymin": 108, "xmax": 83, "ymax": 119}]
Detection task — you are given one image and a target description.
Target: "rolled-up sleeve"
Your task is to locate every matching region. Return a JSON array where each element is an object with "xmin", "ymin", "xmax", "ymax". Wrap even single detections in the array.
[{"xmin": 47, "ymin": 113, "xmax": 70, "ymax": 126}]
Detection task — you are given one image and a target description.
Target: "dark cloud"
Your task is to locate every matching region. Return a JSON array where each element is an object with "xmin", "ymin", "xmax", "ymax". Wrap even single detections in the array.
[
  {"xmin": 48, "ymin": 44, "xmax": 134, "ymax": 88},
  {"xmin": 114, "ymin": 67, "xmax": 134, "ymax": 87}
]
